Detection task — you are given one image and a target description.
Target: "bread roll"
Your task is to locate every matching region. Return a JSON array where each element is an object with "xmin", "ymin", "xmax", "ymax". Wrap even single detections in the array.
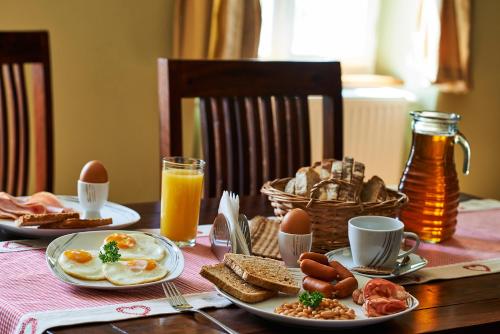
[{"xmin": 295, "ymin": 167, "xmax": 320, "ymax": 197}]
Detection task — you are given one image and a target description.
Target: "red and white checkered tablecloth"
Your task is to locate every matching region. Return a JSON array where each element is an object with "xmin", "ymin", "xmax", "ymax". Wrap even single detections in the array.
[{"xmin": 0, "ymin": 235, "xmax": 226, "ymax": 334}]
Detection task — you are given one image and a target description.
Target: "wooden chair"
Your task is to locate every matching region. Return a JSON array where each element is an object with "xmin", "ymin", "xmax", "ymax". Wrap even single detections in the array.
[
  {"xmin": 0, "ymin": 31, "xmax": 53, "ymax": 196},
  {"xmin": 158, "ymin": 59, "xmax": 343, "ymax": 198}
]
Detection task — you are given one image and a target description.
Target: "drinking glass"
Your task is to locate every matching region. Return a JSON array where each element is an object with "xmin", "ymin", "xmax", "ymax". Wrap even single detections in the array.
[{"xmin": 160, "ymin": 157, "xmax": 205, "ymax": 247}]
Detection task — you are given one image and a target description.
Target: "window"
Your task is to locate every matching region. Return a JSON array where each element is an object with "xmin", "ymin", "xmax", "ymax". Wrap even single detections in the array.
[{"xmin": 258, "ymin": 0, "xmax": 380, "ymax": 74}]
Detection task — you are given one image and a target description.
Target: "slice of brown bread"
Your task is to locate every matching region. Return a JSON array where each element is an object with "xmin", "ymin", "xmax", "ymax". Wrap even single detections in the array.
[
  {"xmin": 200, "ymin": 263, "xmax": 277, "ymax": 303},
  {"xmin": 223, "ymin": 253, "xmax": 300, "ymax": 295},
  {"xmin": 38, "ymin": 217, "xmax": 112, "ymax": 229},
  {"xmin": 15, "ymin": 212, "xmax": 80, "ymax": 227}
]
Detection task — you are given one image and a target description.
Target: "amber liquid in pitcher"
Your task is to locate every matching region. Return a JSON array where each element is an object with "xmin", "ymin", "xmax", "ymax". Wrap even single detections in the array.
[{"xmin": 399, "ymin": 133, "xmax": 460, "ymax": 243}]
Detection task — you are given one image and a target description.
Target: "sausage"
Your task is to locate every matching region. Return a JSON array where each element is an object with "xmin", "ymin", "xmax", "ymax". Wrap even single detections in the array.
[
  {"xmin": 329, "ymin": 260, "xmax": 354, "ymax": 279},
  {"xmin": 298, "ymin": 252, "xmax": 329, "ymax": 265},
  {"xmin": 302, "ymin": 276, "xmax": 335, "ymax": 298},
  {"xmin": 300, "ymin": 259, "xmax": 338, "ymax": 281},
  {"xmin": 332, "ymin": 276, "xmax": 358, "ymax": 298}
]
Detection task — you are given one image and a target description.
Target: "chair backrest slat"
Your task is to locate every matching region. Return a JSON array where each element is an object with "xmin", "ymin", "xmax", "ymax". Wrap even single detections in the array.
[
  {"xmin": 244, "ymin": 96, "xmax": 262, "ymax": 195},
  {"xmin": 158, "ymin": 59, "xmax": 343, "ymax": 197},
  {"xmin": 234, "ymin": 96, "xmax": 249, "ymax": 194},
  {"xmin": 0, "ymin": 67, "xmax": 7, "ymax": 190},
  {"xmin": 0, "ymin": 31, "xmax": 53, "ymax": 195}
]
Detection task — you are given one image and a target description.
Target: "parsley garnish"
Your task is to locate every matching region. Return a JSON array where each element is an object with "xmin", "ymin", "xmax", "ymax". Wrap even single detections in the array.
[
  {"xmin": 99, "ymin": 241, "xmax": 121, "ymax": 263},
  {"xmin": 299, "ymin": 291, "xmax": 323, "ymax": 308}
]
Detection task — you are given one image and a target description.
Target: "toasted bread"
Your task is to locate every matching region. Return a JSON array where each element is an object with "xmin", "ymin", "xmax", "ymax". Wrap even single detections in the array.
[
  {"xmin": 15, "ymin": 212, "xmax": 80, "ymax": 227},
  {"xmin": 200, "ymin": 263, "xmax": 277, "ymax": 303},
  {"xmin": 38, "ymin": 217, "xmax": 112, "ymax": 229},
  {"xmin": 223, "ymin": 253, "xmax": 300, "ymax": 295}
]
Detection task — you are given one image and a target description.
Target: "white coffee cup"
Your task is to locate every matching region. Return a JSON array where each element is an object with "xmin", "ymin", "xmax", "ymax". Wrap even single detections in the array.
[
  {"xmin": 348, "ymin": 216, "xmax": 420, "ymax": 268},
  {"xmin": 278, "ymin": 231, "xmax": 312, "ymax": 268}
]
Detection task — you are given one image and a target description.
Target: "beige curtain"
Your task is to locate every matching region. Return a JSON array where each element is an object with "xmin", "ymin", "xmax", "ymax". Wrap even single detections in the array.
[
  {"xmin": 170, "ymin": 0, "xmax": 261, "ymax": 157},
  {"xmin": 416, "ymin": 0, "xmax": 471, "ymax": 93},
  {"xmin": 172, "ymin": 0, "xmax": 261, "ymax": 59}
]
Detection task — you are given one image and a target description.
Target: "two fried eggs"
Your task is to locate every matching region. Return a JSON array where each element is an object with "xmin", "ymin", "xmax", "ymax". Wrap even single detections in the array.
[{"xmin": 58, "ymin": 233, "xmax": 168, "ymax": 286}]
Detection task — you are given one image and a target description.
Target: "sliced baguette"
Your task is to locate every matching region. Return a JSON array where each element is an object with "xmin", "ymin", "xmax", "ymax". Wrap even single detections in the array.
[
  {"xmin": 15, "ymin": 212, "xmax": 80, "ymax": 227},
  {"xmin": 200, "ymin": 263, "xmax": 277, "ymax": 303},
  {"xmin": 223, "ymin": 253, "xmax": 300, "ymax": 295}
]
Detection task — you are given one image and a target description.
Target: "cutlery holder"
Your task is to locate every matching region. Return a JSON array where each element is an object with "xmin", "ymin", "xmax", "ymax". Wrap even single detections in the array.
[{"xmin": 261, "ymin": 178, "xmax": 408, "ymax": 253}]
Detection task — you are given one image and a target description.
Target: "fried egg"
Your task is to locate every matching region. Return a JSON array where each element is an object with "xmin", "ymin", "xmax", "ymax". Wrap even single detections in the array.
[
  {"xmin": 103, "ymin": 259, "xmax": 168, "ymax": 285},
  {"xmin": 58, "ymin": 249, "xmax": 105, "ymax": 280},
  {"xmin": 102, "ymin": 233, "xmax": 166, "ymax": 261}
]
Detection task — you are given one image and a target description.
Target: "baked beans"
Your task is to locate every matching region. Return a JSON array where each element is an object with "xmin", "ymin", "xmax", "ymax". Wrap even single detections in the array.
[{"xmin": 274, "ymin": 298, "xmax": 356, "ymax": 320}]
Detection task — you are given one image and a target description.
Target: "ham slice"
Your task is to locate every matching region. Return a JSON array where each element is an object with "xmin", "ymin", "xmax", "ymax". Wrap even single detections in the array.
[
  {"xmin": 364, "ymin": 297, "xmax": 408, "ymax": 317},
  {"xmin": 363, "ymin": 278, "xmax": 409, "ymax": 301},
  {"xmin": 352, "ymin": 278, "xmax": 409, "ymax": 317},
  {"xmin": 0, "ymin": 192, "xmax": 69, "ymax": 220}
]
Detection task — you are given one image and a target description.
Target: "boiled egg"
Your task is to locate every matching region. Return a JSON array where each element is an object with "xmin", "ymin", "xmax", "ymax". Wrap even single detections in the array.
[
  {"xmin": 79, "ymin": 160, "xmax": 108, "ymax": 183},
  {"xmin": 101, "ymin": 233, "xmax": 166, "ymax": 261},
  {"xmin": 103, "ymin": 259, "xmax": 168, "ymax": 285},
  {"xmin": 280, "ymin": 208, "xmax": 312, "ymax": 234},
  {"xmin": 58, "ymin": 249, "xmax": 105, "ymax": 280}
]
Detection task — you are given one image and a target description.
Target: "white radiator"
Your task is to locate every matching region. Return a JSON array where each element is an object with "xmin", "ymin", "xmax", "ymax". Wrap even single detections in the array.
[{"xmin": 309, "ymin": 88, "xmax": 413, "ymax": 185}]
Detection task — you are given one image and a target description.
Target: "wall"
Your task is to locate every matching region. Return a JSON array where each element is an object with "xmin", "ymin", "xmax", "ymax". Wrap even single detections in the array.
[
  {"xmin": 376, "ymin": 0, "xmax": 500, "ymax": 199},
  {"xmin": 0, "ymin": 0, "xmax": 173, "ymax": 203}
]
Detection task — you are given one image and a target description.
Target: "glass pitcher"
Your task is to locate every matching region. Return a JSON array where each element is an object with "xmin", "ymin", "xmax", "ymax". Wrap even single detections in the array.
[{"xmin": 398, "ymin": 111, "xmax": 471, "ymax": 243}]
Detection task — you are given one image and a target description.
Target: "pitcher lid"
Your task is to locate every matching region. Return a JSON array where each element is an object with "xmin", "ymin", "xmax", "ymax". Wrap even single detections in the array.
[{"xmin": 410, "ymin": 111, "xmax": 461, "ymax": 123}]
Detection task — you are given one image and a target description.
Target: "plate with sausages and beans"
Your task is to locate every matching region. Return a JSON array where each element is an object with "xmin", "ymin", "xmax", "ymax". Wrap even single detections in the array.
[{"xmin": 200, "ymin": 252, "xmax": 419, "ymax": 329}]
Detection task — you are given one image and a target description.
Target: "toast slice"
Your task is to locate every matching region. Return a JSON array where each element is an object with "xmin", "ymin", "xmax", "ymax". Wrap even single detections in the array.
[
  {"xmin": 200, "ymin": 263, "xmax": 277, "ymax": 303},
  {"xmin": 223, "ymin": 253, "xmax": 300, "ymax": 295},
  {"xmin": 38, "ymin": 217, "xmax": 112, "ymax": 229},
  {"xmin": 15, "ymin": 212, "xmax": 80, "ymax": 227}
]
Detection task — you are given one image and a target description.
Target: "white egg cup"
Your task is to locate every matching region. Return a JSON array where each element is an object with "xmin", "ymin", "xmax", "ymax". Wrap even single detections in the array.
[
  {"xmin": 278, "ymin": 231, "xmax": 312, "ymax": 268},
  {"xmin": 77, "ymin": 180, "xmax": 109, "ymax": 219}
]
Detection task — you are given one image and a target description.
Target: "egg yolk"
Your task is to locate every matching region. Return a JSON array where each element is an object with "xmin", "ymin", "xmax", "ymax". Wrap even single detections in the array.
[
  {"xmin": 64, "ymin": 250, "xmax": 92, "ymax": 263},
  {"xmin": 126, "ymin": 259, "xmax": 157, "ymax": 271},
  {"xmin": 105, "ymin": 233, "xmax": 136, "ymax": 249}
]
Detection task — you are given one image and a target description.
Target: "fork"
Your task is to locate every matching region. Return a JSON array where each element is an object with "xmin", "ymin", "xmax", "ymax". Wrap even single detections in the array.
[
  {"xmin": 238, "ymin": 214, "xmax": 252, "ymax": 253},
  {"xmin": 162, "ymin": 282, "xmax": 238, "ymax": 334}
]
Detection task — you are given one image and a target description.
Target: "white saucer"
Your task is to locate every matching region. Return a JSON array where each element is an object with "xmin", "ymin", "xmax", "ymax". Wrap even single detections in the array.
[{"xmin": 326, "ymin": 247, "xmax": 428, "ymax": 279}]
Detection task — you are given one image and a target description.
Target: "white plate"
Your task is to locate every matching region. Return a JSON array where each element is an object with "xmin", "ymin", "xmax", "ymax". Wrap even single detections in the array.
[
  {"xmin": 215, "ymin": 269, "xmax": 418, "ymax": 329},
  {"xmin": 326, "ymin": 247, "xmax": 428, "ymax": 279},
  {"xmin": 45, "ymin": 230, "xmax": 184, "ymax": 290},
  {"xmin": 0, "ymin": 195, "xmax": 140, "ymax": 237}
]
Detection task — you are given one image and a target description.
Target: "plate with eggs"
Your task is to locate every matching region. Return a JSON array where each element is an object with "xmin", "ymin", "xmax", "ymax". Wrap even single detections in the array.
[{"xmin": 45, "ymin": 230, "xmax": 184, "ymax": 289}]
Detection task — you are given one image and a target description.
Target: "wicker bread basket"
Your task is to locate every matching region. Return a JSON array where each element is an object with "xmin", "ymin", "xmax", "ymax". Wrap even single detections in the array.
[{"xmin": 261, "ymin": 177, "xmax": 408, "ymax": 253}]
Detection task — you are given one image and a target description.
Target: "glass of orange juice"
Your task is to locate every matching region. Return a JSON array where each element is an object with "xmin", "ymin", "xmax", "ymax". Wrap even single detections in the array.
[{"xmin": 160, "ymin": 157, "xmax": 205, "ymax": 247}]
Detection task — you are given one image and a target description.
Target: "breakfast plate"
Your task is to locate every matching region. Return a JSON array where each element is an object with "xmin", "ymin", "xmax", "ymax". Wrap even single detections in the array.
[
  {"xmin": 0, "ymin": 195, "xmax": 140, "ymax": 237},
  {"xmin": 45, "ymin": 230, "xmax": 184, "ymax": 290},
  {"xmin": 326, "ymin": 247, "xmax": 428, "ymax": 279},
  {"xmin": 215, "ymin": 269, "xmax": 419, "ymax": 328}
]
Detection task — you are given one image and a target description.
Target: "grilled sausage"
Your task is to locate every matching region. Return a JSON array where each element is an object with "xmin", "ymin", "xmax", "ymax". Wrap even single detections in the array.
[
  {"xmin": 298, "ymin": 252, "xmax": 329, "ymax": 265},
  {"xmin": 302, "ymin": 276, "xmax": 335, "ymax": 298},
  {"xmin": 300, "ymin": 259, "xmax": 338, "ymax": 281},
  {"xmin": 332, "ymin": 276, "xmax": 359, "ymax": 298},
  {"xmin": 329, "ymin": 260, "xmax": 354, "ymax": 279}
]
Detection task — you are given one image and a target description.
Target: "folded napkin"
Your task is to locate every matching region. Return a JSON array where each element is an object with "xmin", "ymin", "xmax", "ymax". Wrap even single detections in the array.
[{"xmin": 217, "ymin": 191, "xmax": 250, "ymax": 255}]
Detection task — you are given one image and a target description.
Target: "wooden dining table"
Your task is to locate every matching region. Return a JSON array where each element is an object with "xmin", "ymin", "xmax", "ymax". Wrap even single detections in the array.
[{"xmin": 4, "ymin": 195, "xmax": 500, "ymax": 333}]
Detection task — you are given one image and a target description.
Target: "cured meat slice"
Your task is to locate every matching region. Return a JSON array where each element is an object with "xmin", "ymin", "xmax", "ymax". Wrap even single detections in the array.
[
  {"xmin": 0, "ymin": 192, "xmax": 70, "ymax": 220},
  {"xmin": 25, "ymin": 192, "xmax": 67, "ymax": 213},
  {"xmin": 352, "ymin": 278, "xmax": 409, "ymax": 317},
  {"xmin": 363, "ymin": 278, "xmax": 409, "ymax": 301},
  {"xmin": 364, "ymin": 297, "xmax": 408, "ymax": 317}
]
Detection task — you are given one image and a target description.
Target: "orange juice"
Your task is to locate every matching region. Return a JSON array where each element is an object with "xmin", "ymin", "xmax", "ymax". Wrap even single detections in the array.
[{"xmin": 160, "ymin": 158, "xmax": 205, "ymax": 247}]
